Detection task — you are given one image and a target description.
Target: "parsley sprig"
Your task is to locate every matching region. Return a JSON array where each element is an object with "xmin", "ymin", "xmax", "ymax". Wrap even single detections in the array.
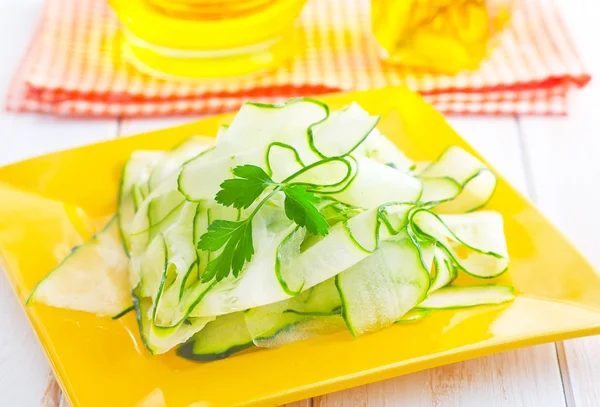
[{"xmin": 198, "ymin": 159, "xmax": 348, "ymax": 282}]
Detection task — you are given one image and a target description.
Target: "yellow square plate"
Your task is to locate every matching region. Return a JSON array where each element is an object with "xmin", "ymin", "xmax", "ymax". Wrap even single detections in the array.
[{"xmin": 1, "ymin": 88, "xmax": 600, "ymax": 407}]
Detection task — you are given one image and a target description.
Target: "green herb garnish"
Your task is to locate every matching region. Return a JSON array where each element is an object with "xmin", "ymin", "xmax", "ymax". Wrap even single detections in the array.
[
  {"xmin": 215, "ymin": 165, "xmax": 276, "ymax": 209},
  {"xmin": 198, "ymin": 162, "xmax": 341, "ymax": 282},
  {"xmin": 283, "ymin": 185, "xmax": 329, "ymax": 236}
]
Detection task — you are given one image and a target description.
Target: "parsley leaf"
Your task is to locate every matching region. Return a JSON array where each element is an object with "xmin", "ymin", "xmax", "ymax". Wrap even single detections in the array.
[
  {"xmin": 198, "ymin": 163, "xmax": 333, "ymax": 283},
  {"xmin": 283, "ymin": 185, "xmax": 329, "ymax": 236},
  {"xmin": 198, "ymin": 219, "xmax": 254, "ymax": 282},
  {"xmin": 215, "ymin": 165, "xmax": 276, "ymax": 209}
]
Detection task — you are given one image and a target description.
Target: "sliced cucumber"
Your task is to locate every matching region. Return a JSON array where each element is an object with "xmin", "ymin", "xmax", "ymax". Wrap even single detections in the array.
[
  {"xmin": 428, "ymin": 248, "xmax": 458, "ymax": 293},
  {"xmin": 129, "ymin": 137, "xmax": 214, "ymax": 253},
  {"xmin": 216, "ymin": 98, "xmax": 328, "ymax": 155},
  {"xmin": 290, "ymin": 156, "xmax": 357, "ymax": 191},
  {"xmin": 215, "ymin": 124, "xmax": 229, "ymax": 141},
  {"xmin": 128, "ymin": 189, "xmax": 188, "ymax": 257},
  {"xmin": 410, "ymin": 209, "xmax": 508, "ymax": 278},
  {"xmin": 335, "ymin": 239, "xmax": 431, "ymax": 336},
  {"xmin": 418, "ymin": 146, "xmax": 497, "ymax": 213},
  {"xmin": 275, "ymin": 226, "xmax": 307, "ymax": 295},
  {"xmin": 132, "ymin": 286, "xmax": 214, "ymax": 355},
  {"xmin": 173, "ymin": 135, "xmax": 215, "ymax": 154},
  {"xmin": 379, "ymin": 202, "xmax": 414, "ymax": 235},
  {"xmin": 178, "ymin": 100, "xmax": 389, "ymax": 205},
  {"xmin": 310, "ymin": 102, "xmax": 380, "ymax": 158},
  {"xmin": 396, "ymin": 308, "xmax": 431, "ymax": 323},
  {"xmin": 245, "ymin": 278, "xmax": 343, "ymax": 348},
  {"xmin": 419, "ymin": 177, "xmax": 462, "ymax": 204},
  {"xmin": 28, "ymin": 98, "xmax": 517, "ymax": 360},
  {"xmin": 131, "ymin": 203, "xmax": 215, "ymax": 334},
  {"xmin": 414, "ymin": 237, "xmax": 436, "ymax": 271},
  {"xmin": 359, "ymin": 128, "xmax": 414, "ymax": 172},
  {"xmin": 343, "ymin": 206, "xmax": 381, "ymax": 253},
  {"xmin": 419, "ymin": 285, "xmax": 515, "ymax": 309},
  {"xmin": 152, "ymin": 202, "xmax": 200, "ymax": 326},
  {"xmin": 435, "ymin": 169, "xmax": 496, "ymax": 213},
  {"xmin": 147, "ymin": 136, "xmax": 213, "ymax": 194},
  {"xmin": 131, "ymin": 184, "xmax": 146, "ymax": 211},
  {"xmin": 419, "ymin": 146, "xmax": 485, "ymax": 184},
  {"xmin": 177, "ymin": 147, "xmax": 267, "ymax": 202},
  {"xmin": 269, "ymin": 202, "xmax": 412, "ymax": 303},
  {"xmin": 118, "ymin": 151, "xmax": 165, "ymax": 255},
  {"xmin": 190, "ymin": 207, "xmax": 301, "ymax": 317},
  {"xmin": 266, "ymin": 141, "xmax": 306, "ymax": 181},
  {"xmin": 121, "ymin": 136, "xmax": 211, "ymax": 247},
  {"xmin": 273, "ymin": 212, "xmax": 377, "ymax": 300},
  {"xmin": 411, "ymin": 161, "xmax": 431, "ymax": 174},
  {"xmin": 112, "ymin": 305, "xmax": 135, "ymax": 320},
  {"xmin": 177, "ymin": 312, "xmax": 254, "ymax": 361},
  {"xmin": 254, "ymin": 315, "xmax": 345, "ymax": 349},
  {"xmin": 132, "ymin": 233, "xmax": 167, "ymax": 298},
  {"xmin": 216, "ymin": 98, "xmax": 382, "ymax": 164},
  {"xmin": 332, "ymin": 157, "xmax": 423, "ymax": 209},
  {"xmin": 28, "ymin": 218, "xmax": 131, "ymax": 316}
]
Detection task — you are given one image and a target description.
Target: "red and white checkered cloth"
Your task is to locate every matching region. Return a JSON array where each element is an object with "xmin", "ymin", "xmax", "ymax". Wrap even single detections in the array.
[{"xmin": 6, "ymin": 0, "xmax": 591, "ymax": 117}]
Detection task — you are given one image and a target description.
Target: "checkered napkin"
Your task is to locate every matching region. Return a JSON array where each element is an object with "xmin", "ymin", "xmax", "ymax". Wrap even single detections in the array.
[{"xmin": 6, "ymin": 0, "xmax": 591, "ymax": 117}]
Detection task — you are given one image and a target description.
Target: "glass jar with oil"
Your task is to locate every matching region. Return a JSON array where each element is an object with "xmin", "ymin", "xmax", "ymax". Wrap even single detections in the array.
[
  {"xmin": 372, "ymin": 0, "xmax": 514, "ymax": 73},
  {"xmin": 110, "ymin": 0, "xmax": 307, "ymax": 80}
]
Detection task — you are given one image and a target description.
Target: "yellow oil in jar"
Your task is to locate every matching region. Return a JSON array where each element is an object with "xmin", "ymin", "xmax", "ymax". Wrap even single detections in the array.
[
  {"xmin": 372, "ymin": 0, "xmax": 513, "ymax": 73},
  {"xmin": 110, "ymin": 0, "xmax": 307, "ymax": 79}
]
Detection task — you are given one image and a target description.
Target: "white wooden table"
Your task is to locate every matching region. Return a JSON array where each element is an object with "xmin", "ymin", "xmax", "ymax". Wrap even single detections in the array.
[{"xmin": 1, "ymin": 0, "xmax": 599, "ymax": 406}]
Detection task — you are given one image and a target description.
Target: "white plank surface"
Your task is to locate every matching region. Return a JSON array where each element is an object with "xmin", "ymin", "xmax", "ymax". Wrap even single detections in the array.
[
  {"xmin": 315, "ymin": 345, "xmax": 564, "ymax": 407},
  {"xmin": 519, "ymin": 84, "xmax": 600, "ymax": 407},
  {"xmin": 0, "ymin": 3, "xmax": 119, "ymax": 407},
  {"xmin": 519, "ymin": 1, "xmax": 600, "ymax": 405},
  {"xmin": 519, "ymin": 101, "xmax": 600, "ymax": 407}
]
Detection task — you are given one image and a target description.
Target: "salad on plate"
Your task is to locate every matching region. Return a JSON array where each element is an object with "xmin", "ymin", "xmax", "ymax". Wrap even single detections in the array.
[{"xmin": 28, "ymin": 98, "xmax": 514, "ymax": 361}]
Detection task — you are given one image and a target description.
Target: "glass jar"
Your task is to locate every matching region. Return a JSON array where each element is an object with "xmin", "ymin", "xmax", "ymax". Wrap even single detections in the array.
[
  {"xmin": 110, "ymin": 0, "xmax": 307, "ymax": 80},
  {"xmin": 371, "ymin": 0, "xmax": 514, "ymax": 73}
]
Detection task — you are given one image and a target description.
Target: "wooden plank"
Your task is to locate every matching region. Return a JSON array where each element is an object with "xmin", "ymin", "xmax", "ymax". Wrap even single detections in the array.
[
  {"xmin": 315, "ymin": 344, "xmax": 564, "ymax": 407},
  {"xmin": 282, "ymin": 402, "xmax": 311, "ymax": 407},
  {"xmin": 519, "ymin": 95, "xmax": 600, "ymax": 407},
  {"xmin": 0, "ymin": 4, "xmax": 119, "ymax": 407},
  {"xmin": 518, "ymin": 0, "xmax": 600, "ymax": 405},
  {"xmin": 315, "ymin": 117, "xmax": 566, "ymax": 407}
]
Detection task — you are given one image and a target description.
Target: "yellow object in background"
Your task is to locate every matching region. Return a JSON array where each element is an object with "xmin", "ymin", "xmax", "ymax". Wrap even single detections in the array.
[
  {"xmin": 372, "ymin": 0, "xmax": 514, "ymax": 73},
  {"xmin": 110, "ymin": 0, "xmax": 307, "ymax": 79}
]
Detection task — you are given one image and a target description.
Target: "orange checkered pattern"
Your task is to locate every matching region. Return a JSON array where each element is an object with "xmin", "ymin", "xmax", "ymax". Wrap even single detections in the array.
[{"xmin": 6, "ymin": 0, "xmax": 591, "ymax": 117}]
